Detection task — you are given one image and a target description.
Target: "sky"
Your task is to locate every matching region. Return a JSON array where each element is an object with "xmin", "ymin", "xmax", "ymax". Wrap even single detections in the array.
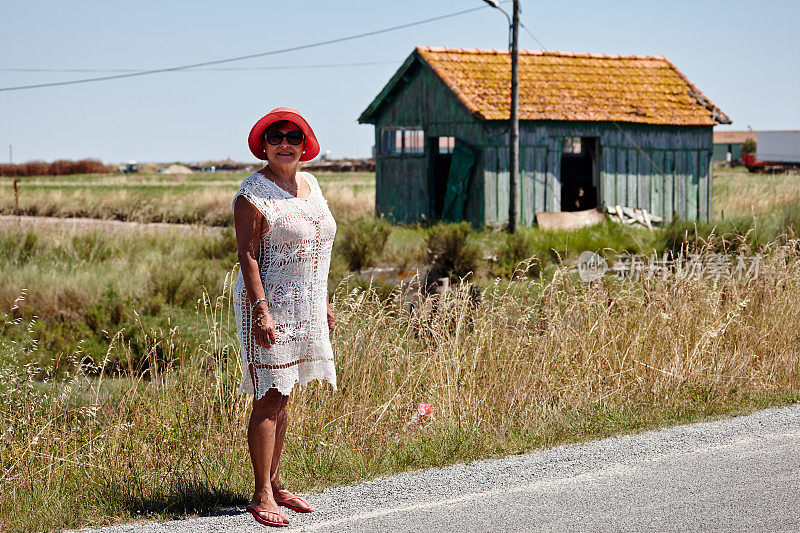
[{"xmin": 1, "ymin": 0, "xmax": 799, "ymax": 164}]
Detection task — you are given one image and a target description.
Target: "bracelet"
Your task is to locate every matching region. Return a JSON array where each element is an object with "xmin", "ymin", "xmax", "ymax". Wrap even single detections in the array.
[{"xmin": 251, "ymin": 298, "xmax": 267, "ymax": 311}]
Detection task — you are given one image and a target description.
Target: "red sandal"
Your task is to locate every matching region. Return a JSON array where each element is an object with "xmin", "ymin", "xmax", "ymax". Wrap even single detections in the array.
[
  {"xmin": 275, "ymin": 495, "xmax": 315, "ymax": 513},
  {"xmin": 246, "ymin": 504, "xmax": 289, "ymax": 527}
]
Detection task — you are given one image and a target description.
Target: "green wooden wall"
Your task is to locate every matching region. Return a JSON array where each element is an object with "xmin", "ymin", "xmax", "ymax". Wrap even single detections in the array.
[
  {"xmin": 368, "ymin": 56, "xmax": 714, "ymax": 227},
  {"xmin": 482, "ymin": 122, "xmax": 713, "ymax": 225},
  {"xmin": 372, "ymin": 60, "xmax": 488, "ymax": 225}
]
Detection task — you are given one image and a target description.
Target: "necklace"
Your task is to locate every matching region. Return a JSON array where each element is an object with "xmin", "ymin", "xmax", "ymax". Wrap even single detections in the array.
[{"xmin": 263, "ymin": 166, "xmax": 298, "ymax": 195}]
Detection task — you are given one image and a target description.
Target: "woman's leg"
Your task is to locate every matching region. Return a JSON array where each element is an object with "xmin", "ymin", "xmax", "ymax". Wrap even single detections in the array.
[
  {"xmin": 248, "ymin": 387, "xmax": 289, "ymax": 524},
  {"xmin": 270, "ymin": 395, "xmax": 315, "ymax": 512},
  {"xmin": 270, "ymin": 394, "xmax": 289, "ymax": 490}
]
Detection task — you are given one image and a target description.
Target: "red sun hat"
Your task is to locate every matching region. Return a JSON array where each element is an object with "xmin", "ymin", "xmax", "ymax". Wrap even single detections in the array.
[{"xmin": 248, "ymin": 107, "xmax": 320, "ymax": 162}]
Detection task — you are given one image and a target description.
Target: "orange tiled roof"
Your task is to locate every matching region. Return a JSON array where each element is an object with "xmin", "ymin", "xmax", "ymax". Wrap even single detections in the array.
[{"xmin": 416, "ymin": 46, "xmax": 730, "ymax": 125}]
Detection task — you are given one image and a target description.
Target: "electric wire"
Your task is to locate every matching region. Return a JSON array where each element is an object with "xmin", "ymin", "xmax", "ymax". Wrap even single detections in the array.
[
  {"xmin": 519, "ymin": 21, "xmax": 547, "ymax": 50},
  {"xmin": 1, "ymin": 2, "xmax": 678, "ymax": 181},
  {"xmin": 0, "ymin": 5, "xmax": 487, "ymax": 92},
  {"xmin": 0, "ymin": 60, "xmax": 401, "ymax": 73}
]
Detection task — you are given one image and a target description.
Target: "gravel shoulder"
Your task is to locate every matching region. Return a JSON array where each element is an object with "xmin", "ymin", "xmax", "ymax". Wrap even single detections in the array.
[{"xmin": 76, "ymin": 404, "xmax": 800, "ymax": 533}]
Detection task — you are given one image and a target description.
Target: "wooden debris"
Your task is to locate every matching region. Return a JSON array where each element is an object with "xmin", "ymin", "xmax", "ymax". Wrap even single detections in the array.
[{"xmin": 606, "ymin": 205, "xmax": 664, "ymax": 230}]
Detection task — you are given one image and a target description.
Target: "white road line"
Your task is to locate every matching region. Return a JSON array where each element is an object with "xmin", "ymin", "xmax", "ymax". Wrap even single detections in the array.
[{"xmin": 296, "ymin": 429, "xmax": 800, "ymax": 531}]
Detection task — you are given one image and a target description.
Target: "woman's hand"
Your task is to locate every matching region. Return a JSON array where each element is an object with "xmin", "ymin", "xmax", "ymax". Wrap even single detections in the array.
[
  {"xmin": 253, "ymin": 310, "xmax": 277, "ymax": 349},
  {"xmin": 326, "ymin": 301, "xmax": 335, "ymax": 336}
]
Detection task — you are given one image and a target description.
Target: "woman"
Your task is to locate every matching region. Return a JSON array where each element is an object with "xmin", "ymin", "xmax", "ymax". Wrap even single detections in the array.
[{"xmin": 232, "ymin": 107, "xmax": 337, "ymax": 527}]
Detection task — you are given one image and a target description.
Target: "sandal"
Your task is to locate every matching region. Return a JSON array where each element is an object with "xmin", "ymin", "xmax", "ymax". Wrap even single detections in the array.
[
  {"xmin": 246, "ymin": 504, "xmax": 289, "ymax": 527},
  {"xmin": 275, "ymin": 495, "xmax": 315, "ymax": 513}
]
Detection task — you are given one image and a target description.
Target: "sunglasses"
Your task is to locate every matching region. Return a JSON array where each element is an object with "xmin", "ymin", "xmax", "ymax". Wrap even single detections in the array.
[{"xmin": 265, "ymin": 130, "xmax": 304, "ymax": 146}]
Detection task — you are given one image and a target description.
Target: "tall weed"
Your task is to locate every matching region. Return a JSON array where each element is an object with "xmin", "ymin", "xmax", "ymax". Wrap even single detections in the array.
[
  {"xmin": 491, "ymin": 230, "xmax": 541, "ymax": 278},
  {"xmin": 2, "ymin": 239, "xmax": 800, "ymax": 531},
  {"xmin": 425, "ymin": 222, "xmax": 481, "ymax": 282},
  {"xmin": 338, "ymin": 216, "xmax": 391, "ymax": 271}
]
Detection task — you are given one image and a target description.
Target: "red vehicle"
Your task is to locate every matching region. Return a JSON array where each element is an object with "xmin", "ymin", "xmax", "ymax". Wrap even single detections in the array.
[
  {"xmin": 741, "ymin": 153, "xmax": 799, "ymax": 173},
  {"xmin": 741, "ymin": 131, "xmax": 800, "ymax": 173}
]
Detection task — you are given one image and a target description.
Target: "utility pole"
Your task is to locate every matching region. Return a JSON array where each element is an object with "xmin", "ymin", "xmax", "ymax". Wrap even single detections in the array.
[
  {"xmin": 509, "ymin": 0, "xmax": 520, "ymax": 233},
  {"xmin": 483, "ymin": 0, "xmax": 520, "ymax": 232},
  {"xmin": 8, "ymin": 144, "xmax": 11, "ymax": 164}
]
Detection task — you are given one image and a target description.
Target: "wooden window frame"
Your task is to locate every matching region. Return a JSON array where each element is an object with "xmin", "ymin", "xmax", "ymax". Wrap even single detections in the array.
[{"xmin": 380, "ymin": 126, "xmax": 425, "ymax": 158}]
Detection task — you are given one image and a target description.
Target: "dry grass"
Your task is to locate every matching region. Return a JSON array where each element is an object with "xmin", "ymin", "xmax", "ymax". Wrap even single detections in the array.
[
  {"xmin": 0, "ymin": 172, "xmax": 374, "ymax": 225},
  {"xmin": 1, "ymin": 166, "xmax": 799, "ymax": 531},
  {"xmin": 713, "ymin": 166, "xmax": 800, "ymax": 218},
  {"xmin": 2, "ymin": 237, "xmax": 799, "ymax": 531}
]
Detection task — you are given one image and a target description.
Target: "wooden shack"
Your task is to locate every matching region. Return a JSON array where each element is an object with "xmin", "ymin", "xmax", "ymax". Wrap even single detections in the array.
[
  {"xmin": 712, "ymin": 130, "xmax": 757, "ymax": 163},
  {"xmin": 358, "ymin": 47, "xmax": 731, "ymax": 227}
]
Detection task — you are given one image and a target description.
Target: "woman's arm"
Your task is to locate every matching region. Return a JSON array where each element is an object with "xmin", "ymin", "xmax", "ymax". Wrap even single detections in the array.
[
  {"xmin": 233, "ymin": 196, "xmax": 275, "ymax": 349},
  {"xmin": 326, "ymin": 292, "xmax": 335, "ymax": 336}
]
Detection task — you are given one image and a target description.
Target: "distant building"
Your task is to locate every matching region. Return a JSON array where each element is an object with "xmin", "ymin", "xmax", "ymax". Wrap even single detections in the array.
[
  {"xmin": 712, "ymin": 130, "xmax": 757, "ymax": 163},
  {"xmin": 359, "ymin": 47, "xmax": 731, "ymax": 226},
  {"xmin": 755, "ymin": 130, "xmax": 800, "ymax": 164}
]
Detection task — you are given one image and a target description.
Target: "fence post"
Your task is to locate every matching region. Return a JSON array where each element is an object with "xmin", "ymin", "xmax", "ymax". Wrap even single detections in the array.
[{"xmin": 13, "ymin": 178, "xmax": 19, "ymax": 215}]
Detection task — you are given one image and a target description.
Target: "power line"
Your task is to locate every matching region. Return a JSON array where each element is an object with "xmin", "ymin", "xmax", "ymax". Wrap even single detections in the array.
[
  {"xmin": 519, "ymin": 21, "xmax": 547, "ymax": 50},
  {"xmin": 0, "ymin": 6, "xmax": 487, "ymax": 93},
  {"xmin": 0, "ymin": 60, "xmax": 401, "ymax": 73}
]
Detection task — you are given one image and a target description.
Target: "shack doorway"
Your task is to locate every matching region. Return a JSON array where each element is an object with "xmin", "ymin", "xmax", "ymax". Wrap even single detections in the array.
[
  {"xmin": 429, "ymin": 136, "xmax": 454, "ymax": 219},
  {"xmin": 560, "ymin": 136, "xmax": 599, "ymax": 211}
]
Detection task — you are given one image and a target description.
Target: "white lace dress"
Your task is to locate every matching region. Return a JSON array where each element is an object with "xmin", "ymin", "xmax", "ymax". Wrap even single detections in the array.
[{"xmin": 232, "ymin": 170, "xmax": 337, "ymax": 398}]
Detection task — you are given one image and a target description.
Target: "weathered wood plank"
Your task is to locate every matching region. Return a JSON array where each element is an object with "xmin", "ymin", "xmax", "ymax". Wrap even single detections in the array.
[
  {"xmin": 675, "ymin": 150, "xmax": 688, "ymax": 219},
  {"xmin": 521, "ymin": 147, "xmax": 536, "ymax": 225},
  {"xmin": 398, "ymin": 159, "xmax": 408, "ymax": 223},
  {"xmin": 686, "ymin": 150, "xmax": 699, "ymax": 221},
  {"xmin": 403, "ymin": 158, "xmax": 411, "ymax": 223},
  {"xmin": 497, "ymin": 147, "xmax": 510, "ymax": 225},
  {"xmin": 638, "ymin": 151, "xmax": 648, "ymax": 212},
  {"xmin": 615, "ymin": 147, "xmax": 626, "ymax": 206},
  {"xmin": 663, "ymin": 150, "xmax": 674, "ymax": 222},
  {"xmin": 706, "ymin": 152, "xmax": 713, "ymax": 222},
  {"xmin": 697, "ymin": 150, "xmax": 708, "ymax": 222},
  {"xmin": 484, "ymin": 147, "xmax": 498, "ymax": 224},
  {"xmin": 601, "ymin": 146, "xmax": 615, "ymax": 207},
  {"xmin": 471, "ymin": 151, "xmax": 485, "ymax": 227},
  {"xmin": 697, "ymin": 150, "xmax": 706, "ymax": 222},
  {"xmin": 418, "ymin": 152, "xmax": 427, "ymax": 221},
  {"xmin": 650, "ymin": 150, "xmax": 663, "ymax": 219},
  {"xmin": 627, "ymin": 149, "xmax": 638, "ymax": 209},
  {"xmin": 535, "ymin": 146, "xmax": 547, "ymax": 214},
  {"xmin": 546, "ymin": 141, "xmax": 561, "ymax": 212}
]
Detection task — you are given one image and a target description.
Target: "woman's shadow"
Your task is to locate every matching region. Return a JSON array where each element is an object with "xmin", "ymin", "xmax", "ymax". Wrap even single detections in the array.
[{"xmin": 102, "ymin": 477, "xmax": 248, "ymax": 520}]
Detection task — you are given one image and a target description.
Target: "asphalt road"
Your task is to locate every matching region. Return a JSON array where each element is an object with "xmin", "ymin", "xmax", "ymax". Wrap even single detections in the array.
[{"xmin": 84, "ymin": 405, "xmax": 800, "ymax": 533}]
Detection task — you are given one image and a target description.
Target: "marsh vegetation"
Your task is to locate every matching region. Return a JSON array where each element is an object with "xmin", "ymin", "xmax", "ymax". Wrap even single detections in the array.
[{"xmin": 1, "ymin": 166, "xmax": 799, "ymax": 531}]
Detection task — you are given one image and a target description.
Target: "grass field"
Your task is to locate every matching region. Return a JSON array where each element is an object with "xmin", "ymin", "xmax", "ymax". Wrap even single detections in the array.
[
  {"xmin": 712, "ymin": 165, "xmax": 800, "ymax": 218},
  {"xmin": 0, "ymin": 171, "xmax": 374, "ymax": 225},
  {"xmin": 1, "ymin": 165, "xmax": 799, "ymax": 531}
]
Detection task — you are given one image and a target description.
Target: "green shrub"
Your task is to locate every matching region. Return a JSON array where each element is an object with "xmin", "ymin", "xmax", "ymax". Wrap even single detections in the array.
[
  {"xmin": 661, "ymin": 217, "xmax": 755, "ymax": 255},
  {"xmin": 0, "ymin": 231, "xmax": 38, "ymax": 263},
  {"xmin": 492, "ymin": 231, "xmax": 541, "ymax": 278},
  {"xmin": 18, "ymin": 232, "xmax": 38, "ymax": 263},
  {"xmin": 339, "ymin": 217, "xmax": 391, "ymax": 271},
  {"xmin": 198, "ymin": 228, "xmax": 238, "ymax": 261},
  {"xmin": 425, "ymin": 222, "xmax": 481, "ymax": 281},
  {"xmin": 72, "ymin": 233, "xmax": 115, "ymax": 262},
  {"xmin": 780, "ymin": 203, "xmax": 800, "ymax": 237},
  {"xmin": 741, "ymin": 138, "xmax": 756, "ymax": 154}
]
